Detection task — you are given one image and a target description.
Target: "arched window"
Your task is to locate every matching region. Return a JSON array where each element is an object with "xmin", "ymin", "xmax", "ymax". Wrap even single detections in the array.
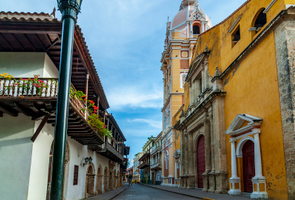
[
  {"xmin": 193, "ymin": 25, "xmax": 200, "ymax": 35},
  {"xmin": 254, "ymin": 10, "xmax": 266, "ymax": 29}
]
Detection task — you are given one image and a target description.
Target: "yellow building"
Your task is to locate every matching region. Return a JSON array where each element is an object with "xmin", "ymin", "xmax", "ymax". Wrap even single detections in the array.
[
  {"xmin": 160, "ymin": 0, "xmax": 212, "ymax": 187},
  {"xmin": 175, "ymin": 0, "xmax": 295, "ymax": 199}
]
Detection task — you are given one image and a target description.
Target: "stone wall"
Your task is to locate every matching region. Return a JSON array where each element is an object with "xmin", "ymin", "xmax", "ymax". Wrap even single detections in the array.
[{"xmin": 274, "ymin": 18, "xmax": 295, "ymax": 200}]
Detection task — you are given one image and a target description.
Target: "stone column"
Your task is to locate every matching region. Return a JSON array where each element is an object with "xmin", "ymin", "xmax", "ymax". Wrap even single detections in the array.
[
  {"xmin": 207, "ymin": 112, "xmax": 216, "ymax": 193},
  {"xmin": 184, "ymin": 131, "xmax": 189, "ymax": 188},
  {"xmin": 203, "ymin": 116, "xmax": 211, "ymax": 192},
  {"xmin": 180, "ymin": 130, "xmax": 185, "ymax": 188},
  {"xmin": 228, "ymin": 138, "xmax": 241, "ymax": 196},
  {"xmin": 251, "ymin": 129, "xmax": 268, "ymax": 199},
  {"xmin": 187, "ymin": 132, "xmax": 195, "ymax": 189},
  {"xmin": 212, "ymin": 97, "xmax": 228, "ymax": 194}
]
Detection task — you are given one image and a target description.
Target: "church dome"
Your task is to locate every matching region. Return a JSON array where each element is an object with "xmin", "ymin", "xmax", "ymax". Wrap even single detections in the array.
[{"xmin": 171, "ymin": 0, "xmax": 212, "ymax": 31}]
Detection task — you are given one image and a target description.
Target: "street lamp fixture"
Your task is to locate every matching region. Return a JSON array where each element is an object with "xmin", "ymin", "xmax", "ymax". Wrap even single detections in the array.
[
  {"xmin": 50, "ymin": 0, "xmax": 83, "ymax": 199},
  {"xmin": 57, "ymin": 0, "xmax": 82, "ymax": 20},
  {"xmin": 81, "ymin": 157, "xmax": 93, "ymax": 166}
]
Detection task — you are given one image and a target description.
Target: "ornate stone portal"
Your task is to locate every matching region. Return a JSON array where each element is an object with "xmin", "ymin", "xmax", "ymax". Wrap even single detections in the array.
[{"xmin": 175, "ymin": 51, "xmax": 228, "ymax": 193}]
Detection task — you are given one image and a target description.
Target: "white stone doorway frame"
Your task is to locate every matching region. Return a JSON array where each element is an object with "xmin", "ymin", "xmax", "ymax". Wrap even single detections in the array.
[{"xmin": 226, "ymin": 114, "xmax": 268, "ymax": 199}]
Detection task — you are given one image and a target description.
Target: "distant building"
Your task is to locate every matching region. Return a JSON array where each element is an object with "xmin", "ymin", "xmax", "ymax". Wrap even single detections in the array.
[
  {"xmin": 138, "ymin": 137, "xmax": 154, "ymax": 184},
  {"xmin": 133, "ymin": 153, "xmax": 143, "ymax": 183},
  {"xmin": 150, "ymin": 132, "xmax": 162, "ymax": 185}
]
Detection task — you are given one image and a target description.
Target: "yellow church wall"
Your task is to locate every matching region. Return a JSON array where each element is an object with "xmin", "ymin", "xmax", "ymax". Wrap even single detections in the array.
[
  {"xmin": 224, "ymin": 32, "xmax": 288, "ymax": 199},
  {"xmin": 284, "ymin": 0, "xmax": 295, "ymax": 5},
  {"xmin": 192, "ymin": 26, "xmax": 221, "ymax": 78},
  {"xmin": 219, "ymin": 0, "xmax": 289, "ymax": 73},
  {"xmin": 171, "ymin": 95, "xmax": 183, "ymax": 119}
]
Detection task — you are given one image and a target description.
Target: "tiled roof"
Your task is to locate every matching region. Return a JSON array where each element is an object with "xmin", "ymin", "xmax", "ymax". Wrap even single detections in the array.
[{"xmin": 0, "ymin": 11, "xmax": 58, "ymax": 22}]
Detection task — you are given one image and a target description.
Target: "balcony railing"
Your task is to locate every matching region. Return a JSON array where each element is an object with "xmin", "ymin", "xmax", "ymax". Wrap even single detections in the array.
[
  {"xmin": 0, "ymin": 78, "xmax": 58, "ymax": 98},
  {"xmin": 151, "ymin": 146, "xmax": 161, "ymax": 155},
  {"xmin": 151, "ymin": 163, "xmax": 161, "ymax": 170},
  {"xmin": 0, "ymin": 78, "xmax": 90, "ymax": 119},
  {"xmin": 107, "ymin": 143, "xmax": 123, "ymax": 160}
]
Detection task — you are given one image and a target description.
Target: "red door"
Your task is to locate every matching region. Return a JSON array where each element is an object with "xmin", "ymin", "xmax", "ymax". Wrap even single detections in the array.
[
  {"xmin": 197, "ymin": 136, "xmax": 205, "ymax": 188},
  {"xmin": 243, "ymin": 140, "xmax": 255, "ymax": 193}
]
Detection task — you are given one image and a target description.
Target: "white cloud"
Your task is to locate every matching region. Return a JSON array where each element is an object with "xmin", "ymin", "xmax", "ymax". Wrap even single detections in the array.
[
  {"xmin": 128, "ymin": 118, "xmax": 162, "ymax": 129},
  {"xmin": 107, "ymin": 85, "xmax": 162, "ymax": 110}
]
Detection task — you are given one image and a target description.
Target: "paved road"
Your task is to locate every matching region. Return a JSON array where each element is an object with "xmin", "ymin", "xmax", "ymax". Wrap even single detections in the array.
[{"xmin": 114, "ymin": 184, "xmax": 196, "ymax": 200}]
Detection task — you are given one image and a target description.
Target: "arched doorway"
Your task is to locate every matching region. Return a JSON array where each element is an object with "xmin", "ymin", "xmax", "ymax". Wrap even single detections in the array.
[
  {"xmin": 46, "ymin": 142, "xmax": 69, "ymax": 200},
  {"xmin": 85, "ymin": 164, "xmax": 95, "ymax": 198},
  {"xmin": 113, "ymin": 169, "xmax": 117, "ymax": 189},
  {"xmin": 96, "ymin": 166, "xmax": 103, "ymax": 194},
  {"xmin": 104, "ymin": 167, "xmax": 108, "ymax": 192},
  {"xmin": 197, "ymin": 135, "xmax": 205, "ymax": 188},
  {"xmin": 243, "ymin": 140, "xmax": 255, "ymax": 193},
  {"xmin": 109, "ymin": 170, "xmax": 113, "ymax": 191}
]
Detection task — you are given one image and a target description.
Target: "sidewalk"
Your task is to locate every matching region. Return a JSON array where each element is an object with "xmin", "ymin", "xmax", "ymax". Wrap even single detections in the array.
[
  {"xmin": 139, "ymin": 183, "xmax": 260, "ymax": 200},
  {"xmin": 85, "ymin": 183, "xmax": 128, "ymax": 200}
]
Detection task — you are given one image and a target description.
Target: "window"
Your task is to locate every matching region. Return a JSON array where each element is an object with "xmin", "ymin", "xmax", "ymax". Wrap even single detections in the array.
[
  {"xmin": 249, "ymin": 9, "xmax": 267, "ymax": 34},
  {"xmin": 193, "ymin": 25, "xmax": 200, "ymax": 35},
  {"xmin": 232, "ymin": 26, "xmax": 240, "ymax": 46},
  {"xmin": 254, "ymin": 10, "xmax": 266, "ymax": 30},
  {"xmin": 73, "ymin": 165, "xmax": 79, "ymax": 185}
]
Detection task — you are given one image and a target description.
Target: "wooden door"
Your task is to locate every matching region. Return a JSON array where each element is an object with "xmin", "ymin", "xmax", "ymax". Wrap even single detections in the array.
[
  {"xmin": 243, "ymin": 140, "xmax": 255, "ymax": 193},
  {"xmin": 197, "ymin": 136, "xmax": 205, "ymax": 188}
]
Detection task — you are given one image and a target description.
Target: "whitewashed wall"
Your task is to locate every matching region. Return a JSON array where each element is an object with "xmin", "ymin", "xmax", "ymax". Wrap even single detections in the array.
[
  {"xmin": 0, "ymin": 114, "xmax": 35, "ymax": 200},
  {"xmin": 27, "ymin": 122, "xmax": 54, "ymax": 200},
  {"xmin": 0, "ymin": 52, "xmax": 58, "ymax": 78}
]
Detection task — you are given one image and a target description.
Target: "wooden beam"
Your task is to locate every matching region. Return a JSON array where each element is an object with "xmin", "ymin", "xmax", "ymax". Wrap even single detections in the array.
[
  {"xmin": 0, "ymin": 30, "xmax": 61, "ymax": 35},
  {"xmin": 11, "ymin": 33, "xmax": 25, "ymax": 51},
  {"xmin": 34, "ymin": 34, "xmax": 46, "ymax": 51},
  {"xmin": 68, "ymin": 134, "xmax": 93, "ymax": 138},
  {"xmin": 46, "ymin": 35, "xmax": 61, "ymax": 51},
  {"xmin": 31, "ymin": 114, "xmax": 50, "ymax": 142},
  {"xmin": 32, "ymin": 112, "xmax": 47, "ymax": 120},
  {"xmin": 0, "ymin": 103, "xmax": 18, "ymax": 117},
  {"xmin": 0, "ymin": 33, "xmax": 13, "ymax": 51},
  {"xmin": 45, "ymin": 102, "xmax": 53, "ymax": 110},
  {"xmin": 10, "ymin": 102, "xmax": 36, "ymax": 117},
  {"xmin": 27, "ymin": 102, "xmax": 39, "ymax": 113},
  {"xmin": 23, "ymin": 34, "xmax": 36, "ymax": 52}
]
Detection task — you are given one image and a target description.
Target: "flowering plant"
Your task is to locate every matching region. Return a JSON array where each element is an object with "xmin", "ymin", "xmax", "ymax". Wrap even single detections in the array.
[
  {"xmin": 1, "ymin": 74, "xmax": 49, "ymax": 96},
  {"xmin": 69, "ymin": 87, "xmax": 112, "ymax": 138}
]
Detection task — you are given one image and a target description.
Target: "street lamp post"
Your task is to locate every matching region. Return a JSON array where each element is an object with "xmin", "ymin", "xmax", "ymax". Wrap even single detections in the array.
[{"xmin": 50, "ymin": 0, "xmax": 82, "ymax": 199}]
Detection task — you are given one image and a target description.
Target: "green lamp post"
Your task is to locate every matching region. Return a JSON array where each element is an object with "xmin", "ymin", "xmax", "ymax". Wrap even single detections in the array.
[{"xmin": 50, "ymin": 0, "xmax": 82, "ymax": 199}]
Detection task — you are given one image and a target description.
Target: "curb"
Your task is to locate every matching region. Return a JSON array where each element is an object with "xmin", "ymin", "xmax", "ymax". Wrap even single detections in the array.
[
  {"xmin": 109, "ymin": 186, "xmax": 128, "ymax": 200},
  {"xmin": 139, "ymin": 183, "xmax": 203, "ymax": 199}
]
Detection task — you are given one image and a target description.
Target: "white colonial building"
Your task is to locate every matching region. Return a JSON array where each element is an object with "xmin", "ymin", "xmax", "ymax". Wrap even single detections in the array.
[{"xmin": 0, "ymin": 11, "xmax": 128, "ymax": 200}]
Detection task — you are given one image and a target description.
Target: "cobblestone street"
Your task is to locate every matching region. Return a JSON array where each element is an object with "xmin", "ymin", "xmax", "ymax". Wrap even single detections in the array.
[{"xmin": 114, "ymin": 184, "xmax": 196, "ymax": 200}]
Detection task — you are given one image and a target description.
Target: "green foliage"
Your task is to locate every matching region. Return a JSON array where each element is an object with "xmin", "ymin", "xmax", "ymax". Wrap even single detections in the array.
[{"xmin": 70, "ymin": 87, "xmax": 86, "ymax": 100}]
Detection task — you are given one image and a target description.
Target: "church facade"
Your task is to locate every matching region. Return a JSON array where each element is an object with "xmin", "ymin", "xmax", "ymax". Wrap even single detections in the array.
[
  {"xmin": 160, "ymin": 0, "xmax": 212, "ymax": 187},
  {"xmin": 173, "ymin": 0, "xmax": 295, "ymax": 199}
]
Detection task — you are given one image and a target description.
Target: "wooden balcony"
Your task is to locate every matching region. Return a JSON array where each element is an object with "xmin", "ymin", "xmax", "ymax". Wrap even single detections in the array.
[
  {"xmin": 98, "ymin": 142, "xmax": 123, "ymax": 163},
  {"xmin": 151, "ymin": 146, "xmax": 161, "ymax": 155},
  {"xmin": 0, "ymin": 77, "xmax": 104, "ymax": 146},
  {"xmin": 151, "ymin": 162, "xmax": 161, "ymax": 170}
]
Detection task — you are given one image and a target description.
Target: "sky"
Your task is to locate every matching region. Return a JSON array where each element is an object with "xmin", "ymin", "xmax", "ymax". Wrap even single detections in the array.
[{"xmin": 1, "ymin": 0, "xmax": 247, "ymax": 166}]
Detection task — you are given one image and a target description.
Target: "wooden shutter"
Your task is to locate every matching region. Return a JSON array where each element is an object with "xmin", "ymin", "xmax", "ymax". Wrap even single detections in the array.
[{"xmin": 73, "ymin": 165, "xmax": 79, "ymax": 185}]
